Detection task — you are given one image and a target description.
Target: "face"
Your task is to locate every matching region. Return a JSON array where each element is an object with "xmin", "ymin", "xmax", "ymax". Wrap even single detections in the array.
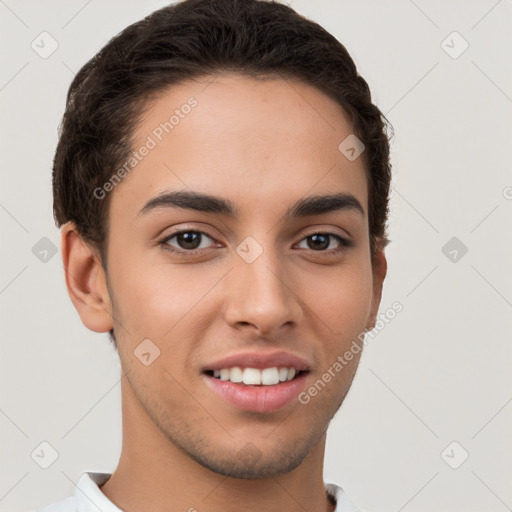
[{"xmin": 101, "ymin": 73, "xmax": 385, "ymax": 478}]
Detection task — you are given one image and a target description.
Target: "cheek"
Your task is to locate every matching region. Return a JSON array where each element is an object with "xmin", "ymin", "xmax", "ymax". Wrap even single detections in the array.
[
  {"xmin": 303, "ymin": 260, "xmax": 373, "ymax": 339},
  {"xmin": 109, "ymin": 259, "xmax": 219, "ymax": 336},
  {"xmin": 109, "ymin": 241, "xmax": 373, "ymax": 345}
]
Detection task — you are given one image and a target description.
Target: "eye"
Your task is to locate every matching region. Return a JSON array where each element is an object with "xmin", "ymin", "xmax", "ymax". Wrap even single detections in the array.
[
  {"xmin": 161, "ymin": 230, "xmax": 216, "ymax": 253},
  {"xmin": 159, "ymin": 230, "xmax": 353, "ymax": 256},
  {"xmin": 296, "ymin": 232, "xmax": 353, "ymax": 254}
]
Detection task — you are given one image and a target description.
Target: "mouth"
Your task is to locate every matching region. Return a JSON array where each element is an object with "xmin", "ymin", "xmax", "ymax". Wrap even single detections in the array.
[
  {"xmin": 203, "ymin": 366, "xmax": 308, "ymax": 386},
  {"xmin": 201, "ymin": 351, "xmax": 311, "ymax": 413}
]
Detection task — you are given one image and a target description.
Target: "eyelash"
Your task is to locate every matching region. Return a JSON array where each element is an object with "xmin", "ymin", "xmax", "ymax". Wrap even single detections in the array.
[{"xmin": 159, "ymin": 229, "xmax": 354, "ymax": 257}]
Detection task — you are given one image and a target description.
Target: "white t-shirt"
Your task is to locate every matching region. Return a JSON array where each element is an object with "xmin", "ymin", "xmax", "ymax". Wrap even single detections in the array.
[{"xmin": 35, "ymin": 472, "xmax": 363, "ymax": 511}]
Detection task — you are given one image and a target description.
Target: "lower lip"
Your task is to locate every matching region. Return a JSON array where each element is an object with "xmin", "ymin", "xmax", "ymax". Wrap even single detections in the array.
[{"xmin": 204, "ymin": 372, "xmax": 308, "ymax": 413}]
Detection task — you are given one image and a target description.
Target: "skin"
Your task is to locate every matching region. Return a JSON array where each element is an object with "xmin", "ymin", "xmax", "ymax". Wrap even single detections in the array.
[{"xmin": 62, "ymin": 72, "xmax": 387, "ymax": 512}]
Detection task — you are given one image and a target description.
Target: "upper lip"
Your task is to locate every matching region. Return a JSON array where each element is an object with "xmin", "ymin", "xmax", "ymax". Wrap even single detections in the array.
[{"xmin": 203, "ymin": 350, "xmax": 311, "ymax": 372}]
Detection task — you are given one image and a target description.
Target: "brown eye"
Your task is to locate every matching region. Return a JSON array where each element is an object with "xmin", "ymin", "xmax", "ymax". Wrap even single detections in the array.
[
  {"xmin": 306, "ymin": 234, "xmax": 330, "ymax": 251},
  {"xmin": 162, "ymin": 230, "xmax": 215, "ymax": 252},
  {"xmin": 296, "ymin": 232, "xmax": 353, "ymax": 255}
]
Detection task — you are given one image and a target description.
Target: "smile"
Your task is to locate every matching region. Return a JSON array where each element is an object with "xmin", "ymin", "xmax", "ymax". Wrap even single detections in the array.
[{"xmin": 206, "ymin": 366, "xmax": 305, "ymax": 385}]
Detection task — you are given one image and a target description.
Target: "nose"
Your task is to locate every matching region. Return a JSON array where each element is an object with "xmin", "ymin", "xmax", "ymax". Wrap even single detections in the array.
[{"xmin": 223, "ymin": 243, "xmax": 302, "ymax": 337}]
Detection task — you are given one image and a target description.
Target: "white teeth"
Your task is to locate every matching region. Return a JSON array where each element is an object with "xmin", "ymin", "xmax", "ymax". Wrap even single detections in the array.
[
  {"xmin": 210, "ymin": 366, "xmax": 301, "ymax": 385},
  {"xmin": 261, "ymin": 367, "xmax": 280, "ymax": 385},
  {"xmin": 243, "ymin": 368, "xmax": 261, "ymax": 385},
  {"xmin": 230, "ymin": 366, "xmax": 243, "ymax": 383}
]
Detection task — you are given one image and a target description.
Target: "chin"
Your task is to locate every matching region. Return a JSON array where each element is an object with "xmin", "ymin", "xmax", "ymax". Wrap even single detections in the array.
[
  {"xmin": 193, "ymin": 443, "xmax": 308, "ymax": 479},
  {"xmin": 180, "ymin": 430, "xmax": 323, "ymax": 480}
]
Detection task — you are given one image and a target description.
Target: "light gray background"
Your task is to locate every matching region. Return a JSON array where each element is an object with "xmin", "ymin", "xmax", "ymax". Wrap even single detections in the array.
[{"xmin": 1, "ymin": 1, "xmax": 511, "ymax": 511}]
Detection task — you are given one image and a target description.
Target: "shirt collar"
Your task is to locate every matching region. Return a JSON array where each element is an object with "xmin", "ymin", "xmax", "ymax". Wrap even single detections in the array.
[
  {"xmin": 76, "ymin": 472, "xmax": 361, "ymax": 512},
  {"xmin": 325, "ymin": 481, "xmax": 362, "ymax": 511},
  {"xmin": 74, "ymin": 472, "xmax": 122, "ymax": 512}
]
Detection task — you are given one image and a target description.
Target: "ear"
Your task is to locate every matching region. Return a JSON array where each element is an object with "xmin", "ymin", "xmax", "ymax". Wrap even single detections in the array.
[
  {"xmin": 365, "ymin": 239, "xmax": 388, "ymax": 331},
  {"xmin": 61, "ymin": 222, "xmax": 114, "ymax": 333}
]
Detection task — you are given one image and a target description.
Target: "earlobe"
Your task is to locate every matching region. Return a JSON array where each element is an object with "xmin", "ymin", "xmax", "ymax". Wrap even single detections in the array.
[
  {"xmin": 366, "ymin": 241, "xmax": 388, "ymax": 331},
  {"xmin": 61, "ymin": 222, "xmax": 114, "ymax": 333}
]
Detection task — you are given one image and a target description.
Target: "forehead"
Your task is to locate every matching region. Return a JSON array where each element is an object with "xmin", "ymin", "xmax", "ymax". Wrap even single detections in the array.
[{"xmin": 110, "ymin": 72, "xmax": 368, "ymax": 220}]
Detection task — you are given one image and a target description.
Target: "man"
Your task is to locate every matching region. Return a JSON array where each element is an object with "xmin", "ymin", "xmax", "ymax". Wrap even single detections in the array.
[{"xmin": 39, "ymin": 0, "xmax": 392, "ymax": 510}]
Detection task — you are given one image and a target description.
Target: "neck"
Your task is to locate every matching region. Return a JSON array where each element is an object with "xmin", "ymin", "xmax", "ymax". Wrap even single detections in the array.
[{"xmin": 100, "ymin": 377, "xmax": 335, "ymax": 512}]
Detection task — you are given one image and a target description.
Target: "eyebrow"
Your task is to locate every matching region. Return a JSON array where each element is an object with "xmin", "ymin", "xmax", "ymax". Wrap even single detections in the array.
[{"xmin": 138, "ymin": 190, "xmax": 364, "ymax": 219}]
